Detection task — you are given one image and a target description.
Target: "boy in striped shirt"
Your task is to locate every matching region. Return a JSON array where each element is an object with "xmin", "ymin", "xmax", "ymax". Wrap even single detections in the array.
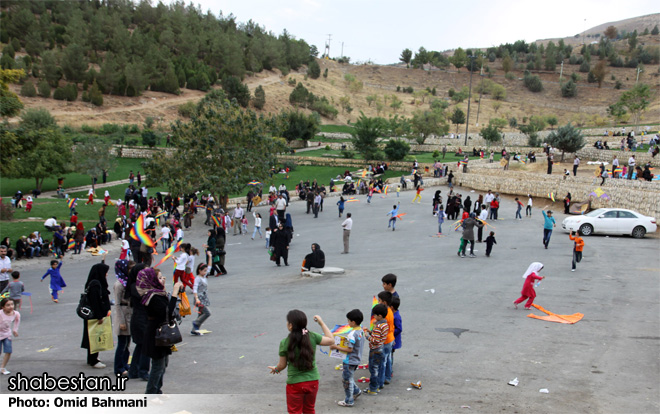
[{"xmin": 363, "ymin": 304, "xmax": 389, "ymax": 395}]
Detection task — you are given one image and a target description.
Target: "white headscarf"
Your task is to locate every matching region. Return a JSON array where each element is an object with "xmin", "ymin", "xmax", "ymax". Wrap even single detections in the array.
[
  {"xmin": 105, "ymin": 190, "xmax": 110, "ymax": 197},
  {"xmin": 523, "ymin": 262, "xmax": 544, "ymax": 279}
]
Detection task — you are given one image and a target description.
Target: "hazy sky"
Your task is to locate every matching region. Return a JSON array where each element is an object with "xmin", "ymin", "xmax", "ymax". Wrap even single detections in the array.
[{"xmin": 176, "ymin": 0, "xmax": 659, "ymax": 64}]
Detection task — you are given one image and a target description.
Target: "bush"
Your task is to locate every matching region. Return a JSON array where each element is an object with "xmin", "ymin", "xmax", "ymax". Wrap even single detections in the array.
[
  {"xmin": 252, "ymin": 85, "xmax": 266, "ymax": 110},
  {"xmin": 505, "ymin": 72, "xmax": 515, "ymax": 80},
  {"xmin": 561, "ymin": 80, "xmax": 577, "ymax": 97},
  {"xmin": 325, "ymin": 145, "xmax": 331, "ymax": 150},
  {"xmin": 141, "ymin": 129, "xmax": 158, "ymax": 147},
  {"xmin": 35, "ymin": 80, "xmax": 50, "ymax": 99},
  {"xmin": 178, "ymin": 101, "xmax": 197, "ymax": 118},
  {"xmin": 0, "ymin": 202, "xmax": 15, "ymax": 221},
  {"xmin": 571, "ymin": 72, "xmax": 580, "ymax": 82},
  {"xmin": 491, "ymin": 83, "xmax": 507, "ymax": 100},
  {"xmin": 88, "ymin": 80, "xmax": 103, "ymax": 106},
  {"xmin": 125, "ymin": 138, "xmax": 139, "ymax": 146},
  {"xmin": 100, "ymin": 123, "xmax": 120, "ymax": 135},
  {"xmin": 130, "ymin": 124, "xmax": 140, "ymax": 134},
  {"xmin": 62, "ymin": 125, "xmax": 74, "ymax": 134},
  {"xmin": 383, "ymin": 139, "xmax": 411, "ymax": 161},
  {"xmin": 221, "ymin": 76, "xmax": 250, "ymax": 107},
  {"xmin": 307, "ymin": 59, "xmax": 321, "ymax": 79},
  {"xmin": 587, "ymin": 71, "xmax": 597, "ymax": 83},
  {"xmin": 20, "ymin": 81, "xmax": 37, "ymax": 97},
  {"xmin": 614, "ymin": 80, "xmax": 622, "ymax": 90},
  {"xmin": 340, "ymin": 149, "xmax": 354, "ymax": 159},
  {"xmin": 523, "ymin": 74, "xmax": 543, "ymax": 92},
  {"xmin": 53, "ymin": 87, "xmax": 67, "ymax": 100},
  {"xmin": 579, "ymin": 61, "xmax": 590, "ymax": 73},
  {"xmin": 310, "ymin": 98, "xmax": 338, "ymax": 119},
  {"xmin": 432, "ymin": 150, "xmax": 440, "ymax": 158},
  {"xmin": 81, "ymin": 124, "xmax": 96, "ymax": 133},
  {"xmin": 288, "ymin": 77, "xmax": 297, "ymax": 86},
  {"xmin": 525, "ymin": 61, "xmax": 535, "ymax": 70}
]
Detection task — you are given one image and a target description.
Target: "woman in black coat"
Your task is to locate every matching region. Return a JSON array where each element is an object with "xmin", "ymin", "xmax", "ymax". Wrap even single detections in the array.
[
  {"xmin": 126, "ymin": 263, "xmax": 150, "ymax": 380},
  {"xmin": 81, "ymin": 261, "xmax": 111, "ymax": 368},
  {"xmin": 136, "ymin": 267, "xmax": 183, "ymax": 394},
  {"xmin": 463, "ymin": 196, "xmax": 472, "ymax": 214},
  {"xmin": 270, "ymin": 223, "xmax": 289, "ymax": 266},
  {"xmin": 302, "ymin": 243, "xmax": 325, "ymax": 270}
]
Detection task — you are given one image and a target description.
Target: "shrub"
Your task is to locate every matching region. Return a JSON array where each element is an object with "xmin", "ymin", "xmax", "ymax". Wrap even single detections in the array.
[
  {"xmin": 325, "ymin": 145, "xmax": 331, "ymax": 150},
  {"xmin": 125, "ymin": 138, "xmax": 139, "ymax": 146},
  {"xmin": 505, "ymin": 72, "xmax": 516, "ymax": 80},
  {"xmin": 20, "ymin": 81, "xmax": 37, "ymax": 97},
  {"xmin": 88, "ymin": 81, "xmax": 103, "ymax": 106},
  {"xmin": 0, "ymin": 202, "xmax": 15, "ymax": 221},
  {"xmin": 62, "ymin": 125, "xmax": 74, "ymax": 134},
  {"xmin": 141, "ymin": 129, "xmax": 158, "ymax": 147},
  {"xmin": 525, "ymin": 61, "xmax": 535, "ymax": 70},
  {"xmin": 144, "ymin": 117, "xmax": 155, "ymax": 130},
  {"xmin": 340, "ymin": 149, "xmax": 354, "ymax": 159},
  {"xmin": 307, "ymin": 59, "xmax": 321, "ymax": 79},
  {"xmin": 614, "ymin": 80, "xmax": 622, "ymax": 90},
  {"xmin": 310, "ymin": 98, "xmax": 338, "ymax": 119},
  {"xmin": 178, "ymin": 101, "xmax": 197, "ymax": 118},
  {"xmin": 81, "ymin": 124, "xmax": 96, "ymax": 133},
  {"xmin": 288, "ymin": 77, "xmax": 297, "ymax": 86},
  {"xmin": 383, "ymin": 139, "xmax": 411, "ymax": 161},
  {"xmin": 579, "ymin": 61, "xmax": 590, "ymax": 73},
  {"xmin": 432, "ymin": 150, "xmax": 440, "ymax": 158},
  {"xmin": 523, "ymin": 74, "xmax": 543, "ymax": 92},
  {"xmin": 587, "ymin": 71, "xmax": 597, "ymax": 83},
  {"xmin": 221, "ymin": 76, "xmax": 250, "ymax": 107},
  {"xmin": 491, "ymin": 83, "xmax": 507, "ymax": 100},
  {"xmin": 129, "ymin": 124, "xmax": 140, "ymax": 134},
  {"xmin": 561, "ymin": 80, "xmax": 577, "ymax": 97},
  {"xmin": 100, "ymin": 123, "xmax": 120, "ymax": 135},
  {"xmin": 252, "ymin": 85, "xmax": 266, "ymax": 110},
  {"xmin": 53, "ymin": 87, "xmax": 67, "ymax": 100},
  {"xmin": 571, "ymin": 72, "xmax": 580, "ymax": 82}
]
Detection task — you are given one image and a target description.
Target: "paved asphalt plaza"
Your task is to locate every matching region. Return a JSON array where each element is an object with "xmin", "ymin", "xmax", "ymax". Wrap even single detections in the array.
[{"xmin": 1, "ymin": 183, "xmax": 658, "ymax": 414}]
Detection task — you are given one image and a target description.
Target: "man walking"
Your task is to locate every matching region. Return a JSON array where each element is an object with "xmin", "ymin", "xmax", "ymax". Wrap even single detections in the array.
[
  {"xmin": 542, "ymin": 209, "xmax": 556, "ymax": 249},
  {"xmin": 232, "ymin": 203, "xmax": 244, "ymax": 235},
  {"xmin": 275, "ymin": 194, "xmax": 287, "ymax": 223},
  {"xmin": 0, "ymin": 246, "xmax": 12, "ymax": 293},
  {"xmin": 341, "ymin": 213, "xmax": 353, "ymax": 254},
  {"xmin": 627, "ymin": 155, "xmax": 636, "ymax": 180},
  {"xmin": 573, "ymin": 156, "xmax": 580, "ymax": 176}
]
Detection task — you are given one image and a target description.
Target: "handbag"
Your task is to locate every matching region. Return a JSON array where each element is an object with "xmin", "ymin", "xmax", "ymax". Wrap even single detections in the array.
[
  {"xmin": 87, "ymin": 318, "xmax": 114, "ymax": 354},
  {"xmin": 76, "ymin": 288, "xmax": 94, "ymax": 320},
  {"xmin": 179, "ymin": 292, "xmax": 191, "ymax": 316},
  {"xmin": 155, "ymin": 305, "xmax": 182, "ymax": 347}
]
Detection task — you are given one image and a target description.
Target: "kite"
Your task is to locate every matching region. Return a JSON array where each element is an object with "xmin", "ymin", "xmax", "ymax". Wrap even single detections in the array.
[
  {"xmin": 395, "ymin": 213, "xmax": 407, "ymax": 220},
  {"xmin": 459, "ymin": 160, "xmax": 468, "ymax": 165},
  {"xmin": 372, "ymin": 187, "xmax": 381, "ymax": 193},
  {"xmin": 155, "ymin": 211, "xmax": 167, "ymax": 219},
  {"xmin": 346, "ymin": 198, "xmax": 360, "ymax": 203},
  {"xmin": 384, "ymin": 185, "xmax": 389, "ymax": 196},
  {"xmin": 134, "ymin": 215, "xmax": 156, "ymax": 247},
  {"xmin": 212, "ymin": 216, "xmax": 222, "ymax": 228},
  {"xmin": 247, "ymin": 181, "xmax": 262, "ymax": 186},
  {"xmin": 154, "ymin": 241, "xmax": 182, "ymax": 268},
  {"xmin": 548, "ymin": 192, "xmax": 555, "ymax": 202},
  {"xmin": 526, "ymin": 303, "xmax": 583, "ymax": 324},
  {"xmin": 331, "ymin": 324, "xmax": 353, "ymax": 335},
  {"xmin": 369, "ymin": 295, "xmax": 378, "ymax": 330},
  {"xmin": 67, "ymin": 198, "xmax": 78, "ymax": 209},
  {"xmin": 593, "ymin": 187, "xmax": 605, "ymax": 197},
  {"xmin": 67, "ymin": 239, "xmax": 75, "ymax": 250}
]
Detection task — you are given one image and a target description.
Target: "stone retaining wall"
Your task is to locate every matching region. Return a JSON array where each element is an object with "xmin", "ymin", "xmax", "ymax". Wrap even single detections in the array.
[{"xmin": 575, "ymin": 148, "xmax": 660, "ymax": 167}]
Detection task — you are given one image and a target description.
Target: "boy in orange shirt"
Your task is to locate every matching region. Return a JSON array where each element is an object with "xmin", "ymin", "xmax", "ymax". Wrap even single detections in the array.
[
  {"xmin": 569, "ymin": 231, "xmax": 584, "ymax": 271},
  {"xmin": 376, "ymin": 291, "xmax": 395, "ymax": 389}
]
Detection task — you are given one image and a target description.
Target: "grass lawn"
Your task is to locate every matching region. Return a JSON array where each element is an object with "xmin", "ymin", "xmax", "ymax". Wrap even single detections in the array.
[
  {"xmin": 0, "ymin": 158, "xmax": 148, "ymax": 197},
  {"xmin": 319, "ymin": 124, "xmax": 355, "ymax": 134},
  {"xmin": 295, "ymin": 149, "xmax": 504, "ymax": 163}
]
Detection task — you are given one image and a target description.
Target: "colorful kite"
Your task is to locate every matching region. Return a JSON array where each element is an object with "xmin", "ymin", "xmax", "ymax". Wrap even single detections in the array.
[
  {"xmin": 134, "ymin": 215, "xmax": 156, "ymax": 247},
  {"xmin": 346, "ymin": 198, "xmax": 360, "ymax": 203},
  {"xmin": 527, "ymin": 303, "xmax": 584, "ymax": 324},
  {"xmin": 395, "ymin": 213, "xmax": 407, "ymax": 220},
  {"xmin": 212, "ymin": 216, "xmax": 222, "ymax": 228},
  {"xmin": 331, "ymin": 324, "xmax": 353, "ymax": 335},
  {"xmin": 154, "ymin": 241, "xmax": 182, "ymax": 268},
  {"xmin": 67, "ymin": 198, "xmax": 78, "ymax": 209},
  {"xmin": 67, "ymin": 239, "xmax": 75, "ymax": 250},
  {"xmin": 155, "ymin": 211, "xmax": 167, "ymax": 219},
  {"xmin": 247, "ymin": 181, "xmax": 262, "ymax": 186},
  {"xmin": 548, "ymin": 192, "xmax": 555, "ymax": 202},
  {"xmin": 369, "ymin": 296, "xmax": 378, "ymax": 330}
]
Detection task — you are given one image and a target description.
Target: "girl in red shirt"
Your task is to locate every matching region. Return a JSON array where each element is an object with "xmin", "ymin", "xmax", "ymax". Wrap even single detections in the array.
[{"xmin": 513, "ymin": 262, "xmax": 545, "ymax": 310}]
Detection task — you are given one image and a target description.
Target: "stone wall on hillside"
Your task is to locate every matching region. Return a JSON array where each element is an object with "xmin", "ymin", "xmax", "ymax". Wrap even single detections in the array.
[
  {"xmin": 113, "ymin": 146, "xmax": 175, "ymax": 158},
  {"xmin": 455, "ymin": 167, "xmax": 660, "ymax": 219},
  {"xmin": 576, "ymin": 148, "xmax": 660, "ymax": 167}
]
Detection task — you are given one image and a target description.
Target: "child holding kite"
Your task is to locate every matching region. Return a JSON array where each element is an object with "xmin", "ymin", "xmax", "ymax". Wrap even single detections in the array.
[
  {"xmin": 41, "ymin": 259, "xmax": 66, "ymax": 303},
  {"xmin": 191, "ymin": 263, "xmax": 211, "ymax": 335},
  {"xmin": 411, "ymin": 185, "xmax": 423, "ymax": 204},
  {"xmin": 386, "ymin": 203, "xmax": 400, "ymax": 231},
  {"xmin": 513, "ymin": 262, "xmax": 545, "ymax": 310},
  {"xmin": 569, "ymin": 231, "xmax": 584, "ymax": 271}
]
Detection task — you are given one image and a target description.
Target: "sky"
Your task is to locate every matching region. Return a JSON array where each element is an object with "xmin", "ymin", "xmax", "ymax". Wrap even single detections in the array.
[{"xmin": 172, "ymin": 0, "xmax": 659, "ymax": 64}]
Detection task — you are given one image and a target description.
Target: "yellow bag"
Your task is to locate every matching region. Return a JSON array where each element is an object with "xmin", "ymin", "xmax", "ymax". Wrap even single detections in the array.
[
  {"xmin": 179, "ymin": 292, "xmax": 191, "ymax": 316},
  {"xmin": 87, "ymin": 318, "xmax": 114, "ymax": 354},
  {"xmin": 252, "ymin": 196, "xmax": 262, "ymax": 206}
]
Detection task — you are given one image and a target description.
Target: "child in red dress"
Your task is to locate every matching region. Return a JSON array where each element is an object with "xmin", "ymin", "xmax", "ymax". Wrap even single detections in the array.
[{"xmin": 513, "ymin": 262, "xmax": 545, "ymax": 310}]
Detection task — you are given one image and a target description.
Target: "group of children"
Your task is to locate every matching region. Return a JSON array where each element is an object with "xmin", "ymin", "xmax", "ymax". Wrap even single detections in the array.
[{"xmin": 331, "ymin": 273, "xmax": 402, "ymax": 407}]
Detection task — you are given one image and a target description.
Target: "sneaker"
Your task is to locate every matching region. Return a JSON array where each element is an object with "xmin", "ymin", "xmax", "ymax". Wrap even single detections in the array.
[
  {"xmin": 0, "ymin": 368, "xmax": 10, "ymax": 375},
  {"xmin": 337, "ymin": 401, "xmax": 354, "ymax": 407},
  {"xmin": 460, "ymin": 254, "xmax": 466, "ymax": 258},
  {"xmin": 353, "ymin": 390, "xmax": 362, "ymax": 400},
  {"xmin": 364, "ymin": 389, "xmax": 379, "ymax": 395},
  {"xmin": 457, "ymin": 252, "xmax": 461, "ymax": 257},
  {"xmin": 192, "ymin": 322, "xmax": 200, "ymax": 331},
  {"xmin": 513, "ymin": 301, "xmax": 518, "ymax": 309},
  {"xmin": 384, "ymin": 380, "xmax": 390, "ymax": 385},
  {"xmin": 469, "ymin": 254, "xmax": 476, "ymax": 258},
  {"xmin": 92, "ymin": 362, "xmax": 106, "ymax": 369},
  {"xmin": 191, "ymin": 330, "xmax": 201, "ymax": 336},
  {"xmin": 571, "ymin": 269, "xmax": 575, "ymax": 272}
]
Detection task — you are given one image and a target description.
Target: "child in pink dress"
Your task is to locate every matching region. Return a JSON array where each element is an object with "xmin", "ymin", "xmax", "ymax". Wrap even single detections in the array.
[{"xmin": 513, "ymin": 262, "xmax": 545, "ymax": 310}]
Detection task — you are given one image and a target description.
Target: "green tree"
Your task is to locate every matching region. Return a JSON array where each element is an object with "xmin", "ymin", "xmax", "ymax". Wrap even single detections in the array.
[
  {"xmin": 323, "ymin": 68, "xmax": 328, "ymax": 80},
  {"xmin": 607, "ymin": 102, "xmax": 628, "ymax": 124},
  {"xmin": 339, "ymin": 96, "xmax": 351, "ymax": 113},
  {"xmin": 523, "ymin": 73, "xmax": 543, "ymax": 92},
  {"xmin": 561, "ymin": 80, "xmax": 577, "ymax": 97},
  {"xmin": 20, "ymin": 81, "xmax": 37, "ymax": 97},
  {"xmin": 37, "ymin": 80, "xmax": 51, "ymax": 98},
  {"xmin": 652, "ymin": 25, "xmax": 659, "ymax": 36},
  {"xmin": 545, "ymin": 123, "xmax": 585, "ymax": 161},
  {"xmin": 307, "ymin": 59, "xmax": 321, "ymax": 79},
  {"xmin": 591, "ymin": 60, "xmax": 608, "ymax": 88},
  {"xmin": 1, "ymin": 69, "xmax": 25, "ymax": 117},
  {"xmin": 252, "ymin": 85, "xmax": 266, "ymax": 110},
  {"xmin": 351, "ymin": 113, "xmax": 383, "ymax": 160},
  {"xmin": 145, "ymin": 98, "xmax": 286, "ymax": 206},
  {"xmin": 20, "ymin": 108, "xmax": 56, "ymax": 130},
  {"xmin": 451, "ymin": 48, "xmax": 467, "ymax": 70},
  {"xmin": 480, "ymin": 122, "xmax": 502, "ymax": 147},
  {"xmin": 280, "ymin": 111, "xmax": 319, "ymax": 143},
  {"xmin": 519, "ymin": 116, "xmax": 547, "ymax": 147},
  {"xmin": 12, "ymin": 128, "xmax": 72, "ymax": 191},
  {"xmin": 366, "ymin": 94, "xmax": 378, "ymax": 107},
  {"xmin": 41, "ymin": 50, "xmax": 61, "ymax": 87},
  {"xmin": 628, "ymin": 30, "xmax": 638, "ymax": 51},
  {"xmin": 289, "ymin": 83, "xmax": 311, "ymax": 107},
  {"xmin": 411, "ymin": 110, "xmax": 448, "ymax": 144},
  {"xmin": 73, "ymin": 140, "xmax": 117, "ymax": 189},
  {"xmin": 61, "ymin": 43, "xmax": 87, "ymax": 83},
  {"xmin": 546, "ymin": 115, "xmax": 558, "ymax": 129},
  {"xmin": 501, "ymin": 55, "xmax": 513, "ymax": 74},
  {"xmin": 389, "ymin": 95, "xmax": 402, "ymax": 112},
  {"xmin": 221, "ymin": 76, "xmax": 250, "ymax": 107},
  {"xmin": 617, "ymin": 83, "xmax": 652, "ymax": 126},
  {"xmin": 89, "ymin": 80, "xmax": 103, "ymax": 106},
  {"xmin": 384, "ymin": 139, "xmax": 410, "ymax": 161},
  {"xmin": 141, "ymin": 129, "xmax": 158, "ymax": 147},
  {"xmin": 399, "ymin": 48, "xmax": 412, "ymax": 67},
  {"xmin": 450, "ymin": 107, "xmax": 465, "ymax": 134}
]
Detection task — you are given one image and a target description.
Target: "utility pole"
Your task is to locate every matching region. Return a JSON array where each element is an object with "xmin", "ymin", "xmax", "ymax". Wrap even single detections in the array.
[
  {"xmin": 559, "ymin": 61, "xmax": 564, "ymax": 83},
  {"xmin": 341, "ymin": 42, "xmax": 344, "ymax": 58},
  {"xmin": 464, "ymin": 56, "xmax": 476, "ymax": 146},
  {"xmin": 636, "ymin": 66, "xmax": 642, "ymax": 84},
  {"xmin": 475, "ymin": 62, "xmax": 484, "ymax": 126},
  {"xmin": 324, "ymin": 34, "xmax": 332, "ymax": 58}
]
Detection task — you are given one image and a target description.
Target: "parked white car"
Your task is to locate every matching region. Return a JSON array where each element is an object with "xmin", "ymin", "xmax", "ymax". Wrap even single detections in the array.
[{"xmin": 562, "ymin": 208, "xmax": 657, "ymax": 238}]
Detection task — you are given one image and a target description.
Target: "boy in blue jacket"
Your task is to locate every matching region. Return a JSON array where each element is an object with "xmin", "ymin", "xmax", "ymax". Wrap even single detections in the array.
[{"xmin": 386, "ymin": 296, "xmax": 402, "ymax": 384}]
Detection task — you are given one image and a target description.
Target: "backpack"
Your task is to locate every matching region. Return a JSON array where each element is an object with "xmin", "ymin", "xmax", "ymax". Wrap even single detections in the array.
[{"xmin": 76, "ymin": 288, "xmax": 94, "ymax": 320}]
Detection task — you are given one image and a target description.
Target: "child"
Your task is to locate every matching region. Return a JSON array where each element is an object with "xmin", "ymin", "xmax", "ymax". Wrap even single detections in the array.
[
  {"xmin": 25, "ymin": 196, "xmax": 33, "ymax": 213},
  {"xmin": 367, "ymin": 186, "xmax": 375, "ymax": 204},
  {"xmin": 191, "ymin": 263, "xmax": 211, "ymax": 335},
  {"xmin": 411, "ymin": 185, "xmax": 423, "ymax": 203},
  {"xmin": 396, "ymin": 185, "xmax": 400, "ymax": 198},
  {"xmin": 252, "ymin": 212, "xmax": 263, "ymax": 239},
  {"xmin": 569, "ymin": 231, "xmax": 584, "ymax": 271},
  {"xmin": 526, "ymin": 194, "xmax": 533, "ymax": 217},
  {"xmin": 41, "ymin": 259, "xmax": 66, "ymax": 303},
  {"xmin": 513, "ymin": 262, "xmax": 545, "ymax": 310},
  {"xmin": 386, "ymin": 203, "xmax": 400, "ymax": 231},
  {"xmin": 515, "ymin": 198, "xmax": 523, "ymax": 220},
  {"xmin": 0, "ymin": 272, "xmax": 24, "ymax": 310},
  {"xmin": 388, "ymin": 296, "xmax": 402, "ymax": 384},
  {"xmin": 0, "ymin": 297, "xmax": 20, "ymax": 375},
  {"xmin": 241, "ymin": 216, "xmax": 248, "ymax": 235},
  {"xmin": 381, "ymin": 273, "xmax": 399, "ymax": 298},
  {"xmin": 363, "ymin": 304, "xmax": 389, "ymax": 395},
  {"xmin": 377, "ymin": 291, "xmax": 395, "ymax": 389},
  {"xmin": 330, "ymin": 309, "xmax": 364, "ymax": 407},
  {"xmin": 337, "ymin": 197, "xmax": 345, "ymax": 218},
  {"xmin": 436, "ymin": 205, "xmax": 447, "ymax": 234},
  {"xmin": 70, "ymin": 211, "xmax": 78, "ymax": 228},
  {"xmin": 265, "ymin": 227, "xmax": 272, "ymax": 248},
  {"xmin": 485, "ymin": 231, "xmax": 497, "ymax": 257}
]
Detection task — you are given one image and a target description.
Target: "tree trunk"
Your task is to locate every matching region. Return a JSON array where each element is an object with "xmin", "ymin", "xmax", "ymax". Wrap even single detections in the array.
[
  {"xmin": 36, "ymin": 178, "xmax": 41, "ymax": 191},
  {"xmin": 561, "ymin": 150, "xmax": 565, "ymax": 162}
]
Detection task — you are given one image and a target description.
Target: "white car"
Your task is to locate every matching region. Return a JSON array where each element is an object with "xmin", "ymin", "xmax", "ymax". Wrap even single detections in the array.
[{"xmin": 562, "ymin": 208, "xmax": 657, "ymax": 238}]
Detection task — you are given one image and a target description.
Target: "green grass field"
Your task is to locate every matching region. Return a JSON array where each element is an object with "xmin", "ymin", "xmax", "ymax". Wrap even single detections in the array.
[
  {"xmin": 0, "ymin": 158, "xmax": 147, "ymax": 197},
  {"xmin": 319, "ymin": 124, "xmax": 355, "ymax": 134}
]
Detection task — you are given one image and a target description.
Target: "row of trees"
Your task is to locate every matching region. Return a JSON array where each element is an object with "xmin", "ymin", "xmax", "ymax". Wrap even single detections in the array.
[{"xmin": 1, "ymin": 1, "xmax": 315, "ymax": 98}]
